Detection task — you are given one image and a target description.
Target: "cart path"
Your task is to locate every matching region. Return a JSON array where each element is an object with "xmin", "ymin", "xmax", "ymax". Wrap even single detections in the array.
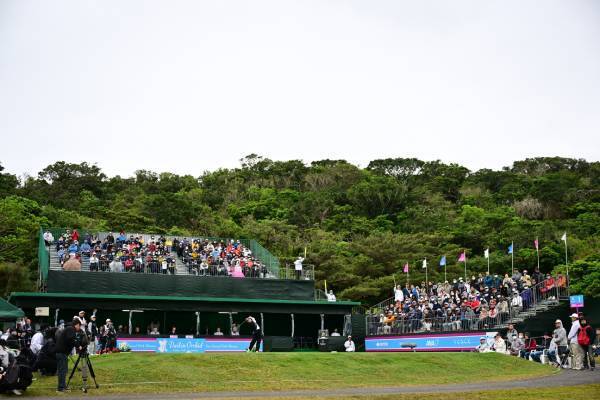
[{"xmin": 37, "ymin": 368, "xmax": 599, "ymax": 399}]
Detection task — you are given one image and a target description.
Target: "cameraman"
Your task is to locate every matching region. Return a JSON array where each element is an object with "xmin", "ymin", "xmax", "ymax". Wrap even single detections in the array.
[{"xmin": 55, "ymin": 318, "xmax": 82, "ymax": 392}]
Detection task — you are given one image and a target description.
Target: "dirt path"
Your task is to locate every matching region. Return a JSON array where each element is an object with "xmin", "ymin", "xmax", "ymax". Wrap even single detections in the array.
[{"xmin": 37, "ymin": 368, "xmax": 599, "ymax": 399}]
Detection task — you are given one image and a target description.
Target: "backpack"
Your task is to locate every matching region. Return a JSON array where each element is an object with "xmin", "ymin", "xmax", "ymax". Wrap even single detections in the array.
[{"xmin": 577, "ymin": 326, "xmax": 590, "ymax": 346}]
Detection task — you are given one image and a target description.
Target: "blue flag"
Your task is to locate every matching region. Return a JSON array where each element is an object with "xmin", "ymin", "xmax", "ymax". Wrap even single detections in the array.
[
  {"xmin": 508, "ymin": 244, "xmax": 513, "ymax": 254},
  {"xmin": 439, "ymin": 255, "xmax": 446, "ymax": 266}
]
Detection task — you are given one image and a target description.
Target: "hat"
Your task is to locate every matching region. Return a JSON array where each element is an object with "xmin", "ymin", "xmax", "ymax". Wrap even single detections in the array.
[
  {"xmin": 106, "ymin": 319, "xmax": 112, "ymax": 322},
  {"xmin": 555, "ymin": 319, "xmax": 562, "ymax": 323},
  {"xmin": 79, "ymin": 310, "xmax": 85, "ymax": 315},
  {"xmin": 570, "ymin": 313, "xmax": 579, "ymax": 319},
  {"xmin": 480, "ymin": 337, "xmax": 486, "ymax": 341}
]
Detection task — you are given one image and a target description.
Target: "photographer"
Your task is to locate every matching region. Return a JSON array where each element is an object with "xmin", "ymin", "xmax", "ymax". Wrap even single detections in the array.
[{"xmin": 55, "ymin": 318, "xmax": 82, "ymax": 392}]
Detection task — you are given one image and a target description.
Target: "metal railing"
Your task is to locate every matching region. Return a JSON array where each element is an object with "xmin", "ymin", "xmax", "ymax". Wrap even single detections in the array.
[
  {"xmin": 366, "ymin": 280, "xmax": 569, "ymax": 336},
  {"xmin": 278, "ymin": 265, "xmax": 315, "ymax": 281}
]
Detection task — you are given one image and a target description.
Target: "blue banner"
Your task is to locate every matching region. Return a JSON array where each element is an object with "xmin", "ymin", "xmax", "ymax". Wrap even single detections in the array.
[
  {"xmin": 117, "ymin": 337, "xmax": 261, "ymax": 353},
  {"xmin": 365, "ymin": 332, "xmax": 497, "ymax": 352}
]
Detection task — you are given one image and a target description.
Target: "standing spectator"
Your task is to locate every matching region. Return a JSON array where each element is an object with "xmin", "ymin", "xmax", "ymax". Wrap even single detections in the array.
[
  {"xmin": 30, "ymin": 327, "xmax": 45, "ymax": 355},
  {"xmin": 55, "ymin": 318, "xmax": 82, "ymax": 392},
  {"xmin": 71, "ymin": 229, "xmax": 79, "ymax": 243},
  {"xmin": 294, "ymin": 256, "xmax": 304, "ymax": 280},
  {"xmin": 506, "ymin": 324, "xmax": 518, "ymax": 349},
  {"xmin": 578, "ymin": 317, "xmax": 595, "ymax": 370},
  {"xmin": 567, "ymin": 313, "xmax": 583, "ymax": 370},
  {"xmin": 326, "ymin": 290, "xmax": 336, "ymax": 302},
  {"xmin": 87, "ymin": 316, "xmax": 98, "ymax": 355},
  {"xmin": 63, "ymin": 254, "xmax": 82, "ymax": 271},
  {"xmin": 43, "ymin": 231, "xmax": 54, "ymax": 246},
  {"xmin": 394, "ymin": 285, "xmax": 404, "ymax": 303},
  {"xmin": 344, "ymin": 335, "xmax": 355, "ymax": 352}
]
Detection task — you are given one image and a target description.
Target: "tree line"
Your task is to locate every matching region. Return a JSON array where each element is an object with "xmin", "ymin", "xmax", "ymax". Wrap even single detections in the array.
[{"xmin": 0, "ymin": 156, "xmax": 598, "ymax": 302}]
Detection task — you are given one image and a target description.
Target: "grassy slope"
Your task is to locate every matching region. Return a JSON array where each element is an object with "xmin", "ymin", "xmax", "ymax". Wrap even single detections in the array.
[{"xmin": 27, "ymin": 352, "xmax": 557, "ymax": 396}]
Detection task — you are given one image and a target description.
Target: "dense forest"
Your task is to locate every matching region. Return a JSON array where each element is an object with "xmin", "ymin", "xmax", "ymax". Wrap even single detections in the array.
[{"xmin": 1, "ymin": 156, "xmax": 599, "ymax": 303}]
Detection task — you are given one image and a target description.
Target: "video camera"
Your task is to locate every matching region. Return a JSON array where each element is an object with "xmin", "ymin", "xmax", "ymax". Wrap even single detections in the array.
[{"xmin": 74, "ymin": 331, "xmax": 88, "ymax": 355}]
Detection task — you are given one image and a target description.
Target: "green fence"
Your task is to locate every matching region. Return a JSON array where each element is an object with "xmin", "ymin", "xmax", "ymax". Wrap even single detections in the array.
[
  {"xmin": 249, "ymin": 239, "xmax": 280, "ymax": 276},
  {"xmin": 38, "ymin": 228, "xmax": 50, "ymax": 282}
]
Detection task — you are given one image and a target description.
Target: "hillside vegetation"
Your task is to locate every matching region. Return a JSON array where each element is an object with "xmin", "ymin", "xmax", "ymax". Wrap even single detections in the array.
[{"xmin": 1, "ymin": 156, "xmax": 599, "ymax": 303}]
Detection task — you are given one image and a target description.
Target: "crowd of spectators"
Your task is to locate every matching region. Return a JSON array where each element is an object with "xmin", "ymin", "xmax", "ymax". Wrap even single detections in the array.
[
  {"xmin": 368, "ymin": 269, "xmax": 568, "ymax": 335},
  {"xmin": 47, "ymin": 230, "xmax": 271, "ymax": 278},
  {"xmin": 475, "ymin": 313, "xmax": 597, "ymax": 371},
  {"xmin": 177, "ymin": 238, "xmax": 268, "ymax": 278}
]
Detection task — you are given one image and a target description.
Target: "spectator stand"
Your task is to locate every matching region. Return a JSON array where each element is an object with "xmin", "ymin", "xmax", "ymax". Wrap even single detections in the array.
[{"xmin": 366, "ymin": 275, "xmax": 570, "ymax": 337}]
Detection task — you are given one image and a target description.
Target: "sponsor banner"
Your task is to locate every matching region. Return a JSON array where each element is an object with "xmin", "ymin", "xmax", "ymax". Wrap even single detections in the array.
[
  {"xmin": 569, "ymin": 294, "xmax": 584, "ymax": 308},
  {"xmin": 365, "ymin": 332, "xmax": 497, "ymax": 352},
  {"xmin": 116, "ymin": 337, "xmax": 261, "ymax": 353}
]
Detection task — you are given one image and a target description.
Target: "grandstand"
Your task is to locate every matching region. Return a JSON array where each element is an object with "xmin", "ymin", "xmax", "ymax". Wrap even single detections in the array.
[
  {"xmin": 7, "ymin": 228, "xmax": 576, "ymax": 352},
  {"xmin": 8, "ymin": 228, "xmax": 361, "ymax": 351}
]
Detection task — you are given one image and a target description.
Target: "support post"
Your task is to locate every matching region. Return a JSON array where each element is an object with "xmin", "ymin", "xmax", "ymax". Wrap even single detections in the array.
[
  {"xmin": 195, "ymin": 312, "xmax": 200, "ymax": 336},
  {"xmin": 291, "ymin": 313, "xmax": 295, "ymax": 338},
  {"xmin": 54, "ymin": 308, "xmax": 60, "ymax": 327},
  {"xmin": 260, "ymin": 313, "xmax": 264, "ymax": 334},
  {"xmin": 128, "ymin": 311, "xmax": 133, "ymax": 335},
  {"xmin": 320, "ymin": 313, "xmax": 325, "ymax": 331}
]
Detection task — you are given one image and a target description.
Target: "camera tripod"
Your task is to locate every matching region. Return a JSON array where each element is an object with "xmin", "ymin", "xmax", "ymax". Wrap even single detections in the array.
[{"xmin": 66, "ymin": 351, "xmax": 99, "ymax": 393}]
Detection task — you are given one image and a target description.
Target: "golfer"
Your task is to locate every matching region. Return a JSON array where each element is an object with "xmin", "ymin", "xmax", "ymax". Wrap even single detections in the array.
[{"xmin": 245, "ymin": 316, "xmax": 263, "ymax": 352}]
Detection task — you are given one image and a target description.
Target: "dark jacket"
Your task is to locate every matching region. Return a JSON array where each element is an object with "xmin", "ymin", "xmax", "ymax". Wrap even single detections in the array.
[{"xmin": 54, "ymin": 325, "xmax": 77, "ymax": 354}]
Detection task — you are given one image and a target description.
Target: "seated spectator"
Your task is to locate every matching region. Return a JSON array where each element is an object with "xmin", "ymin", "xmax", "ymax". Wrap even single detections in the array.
[
  {"xmin": 231, "ymin": 324, "xmax": 239, "ymax": 336},
  {"xmin": 149, "ymin": 327, "xmax": 160, "ymax": 336},
  {"xmin": 213, "ymin": 328, "xmax": 224, "ymax": 336},
  {"xmin": 520, "ymin": 332, "xmax": 537, "ymax": 359},
  {"xmin": 476, "ymin": 337, "xmax": 492, "ymax": 352},
  {"xmin": 63, "ymin": 253, "xmax": 82, "ymax": 271},
  {"xmin": 331, "ymin": 329, "xmax": 341, "ymax": 337},
  {"xmin": 493, "ymin": 333, "xmax": 508, "ymax": 354}
]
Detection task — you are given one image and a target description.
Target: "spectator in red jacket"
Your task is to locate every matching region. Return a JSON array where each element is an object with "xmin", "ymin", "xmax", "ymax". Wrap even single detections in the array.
[{"xmin": 519, "ymin": 332, "xmax": 537, "ymax": 359}]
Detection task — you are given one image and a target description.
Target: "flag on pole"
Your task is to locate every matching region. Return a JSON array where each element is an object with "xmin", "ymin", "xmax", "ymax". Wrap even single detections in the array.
[
  {"xmin": 439, "ymin": 256, "xmax": 446, "ymax": 266},
  {"xmin": 484, "ymin": 248, "xmax": 489, "ymax": 259},
  {"xmin": 422, "ymin": 259, "xmax": 427, "ymax": 269},
  {"xmin": 534, "ymin": 239, "xmax": 539, "ymax": 250},
  {"xmin": 508, "ymin": 244, "xmax": 513, "ymax": 254},
  {"xmin": 403, "ymin": 263, "xmax": 409, "ymax": 273},
  {"xmin": 458, "ymin": 252, "xmax": 466, "ymax": 262},
  {"xmin": 561, "ymin": 232, "xmax": 567, "ymax": 242}
]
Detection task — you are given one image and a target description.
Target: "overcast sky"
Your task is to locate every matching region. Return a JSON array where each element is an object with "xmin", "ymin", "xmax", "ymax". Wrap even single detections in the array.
[{"xmin": 1, "ymin": 0, "xmax": 599, "ymax": 178}]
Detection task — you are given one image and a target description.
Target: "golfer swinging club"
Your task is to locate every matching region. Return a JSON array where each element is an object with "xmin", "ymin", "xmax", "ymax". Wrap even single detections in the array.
[{"xmin": 245, "ymin": 316, "xmax": 262, "ymax": 352}]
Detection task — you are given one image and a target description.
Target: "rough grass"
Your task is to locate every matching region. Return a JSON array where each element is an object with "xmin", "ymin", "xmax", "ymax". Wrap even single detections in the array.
[{"xmin": 26, "ymin": 352, "xmax": 558, "ymax": 396}]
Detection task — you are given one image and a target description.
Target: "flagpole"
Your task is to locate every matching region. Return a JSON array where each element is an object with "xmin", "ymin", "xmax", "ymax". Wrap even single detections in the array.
[
  {"xmin": 424, "ymin": 259, "xmax": 428, "ymax": 291},
  {"xmin": 511, "ymin": 241, "xmax": 514, "ymax": 275},
  {"xmin": 464, "ymin": 251, "xmax": 467, "ymax": 281},
  {"xmin": 564, "ymin": 235, "xmax": 569, "ymax": 283},
  {"xmin": 536, "ymin": 237, "xmax": 540, "ymax": 270},
  {"xmin": 444, "ymin": 264, "xmax": 447, "ymax": 282},
  {"xmin": 486, "ymin": 249, "xmax": 490, "ymax": 275}
]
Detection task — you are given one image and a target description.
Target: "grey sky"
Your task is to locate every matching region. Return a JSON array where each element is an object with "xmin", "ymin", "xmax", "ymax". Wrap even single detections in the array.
[{"xmin": 1, "ymin": 0, "xmax": 599, "ymax": 178}]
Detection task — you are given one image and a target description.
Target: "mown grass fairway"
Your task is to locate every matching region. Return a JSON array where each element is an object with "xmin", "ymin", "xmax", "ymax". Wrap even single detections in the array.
[{"xmin": 26, "ymin": 352, "xmax": 557, "ymax": 396}]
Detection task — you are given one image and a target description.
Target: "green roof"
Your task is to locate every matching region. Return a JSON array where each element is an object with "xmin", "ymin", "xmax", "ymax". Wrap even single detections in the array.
[
  {"xmin": 0, "ymin": 297, "xmax": 25, "ymax": 320},
  {"xmin": 9, "ymin": 292, "xmax": 360, "ymax": 306}
]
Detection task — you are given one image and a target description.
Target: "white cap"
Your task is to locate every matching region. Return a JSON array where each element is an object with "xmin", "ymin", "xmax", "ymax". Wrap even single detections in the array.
[{"xmin": 570, "ymin": 313, "xmax": 579, "ymax": 319}]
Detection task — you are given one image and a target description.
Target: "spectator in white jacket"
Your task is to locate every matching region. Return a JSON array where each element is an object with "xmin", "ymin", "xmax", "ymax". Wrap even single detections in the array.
[
  {"xmin": 30, "ymin": 329, "xmax": 45, "ymax": 355},
  {"xmin": 394, "ymin": 285, "xmax": 404, "ymax": 303},
  {"xmin": 344, "ymin": 336, "xmax": 355, "ymax": 352},
  {"xmin": 567, "ymin": 313, "xmax": 583, "ymax": 370}
]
